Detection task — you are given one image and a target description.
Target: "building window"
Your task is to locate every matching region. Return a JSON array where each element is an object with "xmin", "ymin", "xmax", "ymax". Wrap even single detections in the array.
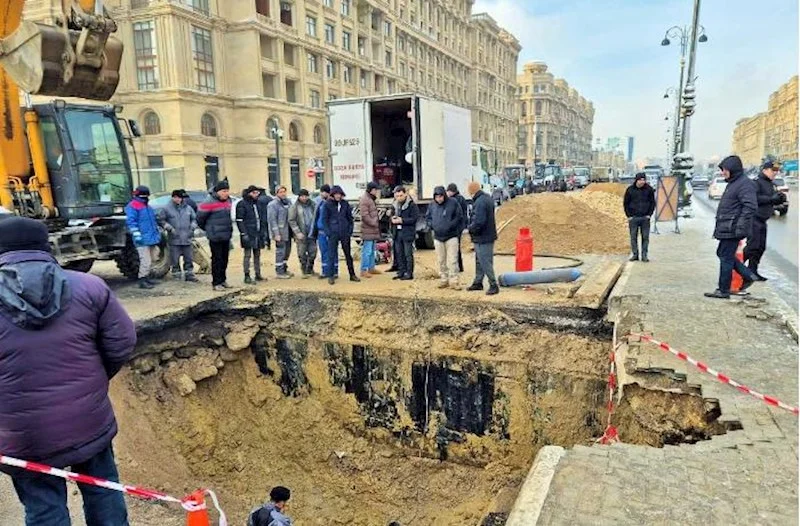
[
  {"xmin": 256, "ymin": 0, "xmax": 269, "ymax": 17},
  {"xmin": 200, "ymin": 113, "xmax": 217, "ymax": 137},
  {"xmin": 343, "ymin": 65, "xmax": 352, "ymax": 83},
  {"xmin": 313, "ymin": 125, "xmax": 324, "ymax": 144},
  {"xmin": 268, "ymin": 157, "xmax": 279, "ymax": 193},
  {"xmin": 306, "ymin": 15, "xmax": 317, "ymax": 37},
  {"xmin": 535, "ymin": 101, "xmax": 542, "ymax": 116},
  {"xmin": 191, "ymin": 26, "xmax": 215, "ymax": 93},
  {"xmin": 310, "ymin": 89, "xmax": 321, "ymax": 108},
  {"xmin": 290, "ymin": 159, "xmax": 301, "ymax": 194},
  {"xmin": 342, "ymin": 31, "xmax": 351, "ymax": 51},
  {"xmin": 324, "ymin": 23, "xmax": 335, "ymax": 44},
  {"xmin": 142, "ymin": 111, "xmax": 161, "ymax": 135},
  {"xmin": 385, "ymin": 50, "xmax": 392, "ymax": 67},
  {"xmin": 383, "ymin": 20, "xmax": 392, "ymax": 37},
  {"xmin": 133, "ymin": 21, "xmax": 159, "ymax": 91},
  {"xmin": 285, "ymin": 79, "xmax": 297, "ymax": 102},
  {"xmin": 323, "ymin": 0, "xmax": 333, "ymax": 7},
  {"xmin": 325, "ymin": 59, "xmax": 337, "ymax": 79},
  {"xmin": 307, "ymin": 53, "xmax": 318, "ymax": 73},
  {"xmin": 358, "ymin": 37, "xmax": 366, "ymax": 56},
  {"xmin": 280, "ymin": 1, "xmax": 293, "ymax": 25},
  {"xmin": 147, "ymin": 155, "xmax": 164, "ymax": 169},
  {"xmin": 340, "ymin": 0, "xmax": 350, "ymax": 16},
  {"xmin": 521, "ymin": 102, "xmax": 527, "ymax": 117},
  {"xmin": 187, "ymin": 0, "xmax": 209, "ymax": 14},
  {"xmin": 399, "ymin": 62, "xmax": 405, "ymax": 76},
  {"xmin": 398, "ymin": 34, "xmax": 405, "ymax": 52},
  {"xmin": 288, "ymin": 122, "xmax": 300, "ymax": 141},
  {"xmin": 283, "ymin": 43, "xmax": 296, "ymax": 65},
  {"xmin": 360, "ymin": 70, "xmax": 367, "ymax": 88}
]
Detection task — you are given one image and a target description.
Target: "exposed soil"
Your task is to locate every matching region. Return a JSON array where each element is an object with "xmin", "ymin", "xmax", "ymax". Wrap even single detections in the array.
[
  {"xmin": 488, "ymin": 193, "xmax": 629, "ymax": 256},
  {"xmin": 583, "ymin": 182, "xmax": 629, "ymax": 198}
]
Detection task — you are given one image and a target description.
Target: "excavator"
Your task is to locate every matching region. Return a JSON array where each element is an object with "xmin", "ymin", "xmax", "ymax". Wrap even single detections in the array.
[{"xmin": 0, "ymin": 0, "xmax": 169, "ymax": 278}]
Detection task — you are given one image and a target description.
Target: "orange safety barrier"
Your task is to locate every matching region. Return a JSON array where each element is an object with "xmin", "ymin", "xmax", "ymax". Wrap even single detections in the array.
[
  {"xmin": 186, "ymin": 490, "xmax": 210, "ymax": 526},
  {"xmin": 731, "ymin": 240, "xmax": 746, "ymax": 292}
]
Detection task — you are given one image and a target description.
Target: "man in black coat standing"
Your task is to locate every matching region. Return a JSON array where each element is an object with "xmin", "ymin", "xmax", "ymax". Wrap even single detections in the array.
[
  {"xmin": 323, "ymin": 185, "xmax": 360, "ymax": 285},
  {"xmin": 744, "ymin": 160, "xmax": 786, "ymax": 280},
  {"xmin": 705, "ymin": 155, "xmax": 758, "ymax": 299},
  {"xmin": 390, "ymin": 185, "xmax": 420, "ymax": 281},
  {"xmin": 623, "ymin": 173, "xmax": 656, "ymax": 262},
  {"xmin": 236, "ymin": 185, "xmax": 269, "ymax": 283},
  {"xmin": 197, "ymin": 180, "xmax": 233, "ymax": 291},
  {"xmin": 466, "ymin": 181, "xmax": 499, "ymax": 295}
]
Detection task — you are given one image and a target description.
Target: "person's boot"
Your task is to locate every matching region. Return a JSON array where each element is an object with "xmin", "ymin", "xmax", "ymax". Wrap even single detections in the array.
[
  {"xmin": 328, "ymin": 276, "xmax": 335, "ymax": 285},
  {"xmin": 629, "ymin": 254, "xmax": 639, "ymax": 262},
  {"xmin": 704, "ymin": 289, "xmax": 730, "ymax": 299},
  {"xmin": 486, "ymin": 283, "xmax": 500, "ymax": 296},
  {"xmin": 361, "ymin": 271, "xmax": 372, "ymax": 278},
  {"xmin": 641, "ymin": 254, "xmax": 650, "ymax": 262},
  {"xmin": 739, "ymin": 278, "xmax": 754, "ymax": 292},
  {"xmin": 185, "ymin": 274, "xmax": 199, "ymax": 283},
  {"xmin": 244, "ymin": 274, "xmax": 253, "ymax": 284},
  {"xmin": 254, "ymin": 273, "xmax": 265, "ymax": 282},
  {"xmin": 368, "ymin": 268, "xmax": 383, "ymax": 275},
  {"xmin": 350, "ymin": 274, "xmax": 361, "ymax": 282},
  {"xmin": 276, "ymin": 268, "xmax": 291, "ymax": 280},
  {"xmin": 399, "ymin": 274, "xmax": 413, "ymax": 281},
  {"xmin": 138, "ymin": 278, "xmax": 154, "ymax": 289},
  {"xmin": 467, "ymin": 283, "xmax": 483, "ymax": 291}
]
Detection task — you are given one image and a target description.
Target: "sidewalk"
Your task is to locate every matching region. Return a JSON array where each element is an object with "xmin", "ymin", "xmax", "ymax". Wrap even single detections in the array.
[{"xmin": 530, "ymin": 214, "xmax": 799, "ymax": 525}]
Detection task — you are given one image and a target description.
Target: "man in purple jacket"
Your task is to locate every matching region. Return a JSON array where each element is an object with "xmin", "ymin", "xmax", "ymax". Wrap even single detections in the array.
[{"xmin": 0, "ymin": 217, "xmax": 137, "ymax": 525}]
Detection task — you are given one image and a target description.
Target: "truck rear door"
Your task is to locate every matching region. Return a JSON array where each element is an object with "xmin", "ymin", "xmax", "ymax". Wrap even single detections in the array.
[
  {"xmin": 329, "ymin": 99, "xmax": 371, "ymax": 197},
  {"xmin": 417, "ymin": 97, "xmax": 446, "ymax": 200}
]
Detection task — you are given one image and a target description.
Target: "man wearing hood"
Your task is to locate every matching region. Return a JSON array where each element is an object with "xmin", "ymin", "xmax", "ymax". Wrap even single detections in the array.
[
  {"xmin": 322, "ymin": 185, "xmax": 360, "ymax": 284},
  {"xmin": 125, "ymin": 185, "xmax": 161, "ymax": 289},
  {"xmin": 359, "ymin": 182, "xmax": 382, "ymax": 278},
  {"xmin": 288, "ymin": 189, "xmax": 318, "ymax": 277},
  {"xmin": 236, "ymin": 185, "xmax": 269, "ymax": 283},
  {"xmin": 705, "ymin": 155, "xmax": 758, "ymax": 299},
  {"xmin": 447, "ymin": 183, "xmax": 468, "ymax": 272},
  {"xmin": 248, "ymin": 486, "xmax": 293, "ymax": 526},
  {"xmin": 466, "ymin": 181, "xmax": 499, "ymax": 295},
  {"xmin": 198, "ymin": 180, "xmax": 234, "ymax": 290},
  {"xmin": 623, "ymin": 173, "xmax": 656, "ymax": 262},
  {"xmin": 390, "ymin": 185, "xmax": 419, "ymax": 281},
  {"xmin": 268, "ymin": 186, "xmax": 294, "ymax": 279},
  {"xmin": 0, "ymin": 217, "xmax": 136, "ymax": 524},
  {"xmin": 158, "ymin": 189, "xmax": 199, "ymax": 282},
  {"xmin": 427, "ymin": 186, "xmax": 464, "ymax": 289},
  {"xmin": 744, "ymin": 160, "xmax": 786, "ymax": 280}
]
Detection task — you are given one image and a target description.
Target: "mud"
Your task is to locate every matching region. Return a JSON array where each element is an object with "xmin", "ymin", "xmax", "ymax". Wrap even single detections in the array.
[{"xmin": 110, "ymin": 291, "xmax": 728, "ymax": 525}]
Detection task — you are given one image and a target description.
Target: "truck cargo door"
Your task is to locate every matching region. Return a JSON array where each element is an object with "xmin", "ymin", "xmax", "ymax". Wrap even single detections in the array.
[
  {"xmin": 418, "ymin": 98, "xmax": 446, "ymax": 200},
  {"xmin": 442, "ymin": 104, "xmax": 473, "ymax": 199},
  {"xmin": 329, "ymin": 100, "xmax": 370, "ymax": 198}
]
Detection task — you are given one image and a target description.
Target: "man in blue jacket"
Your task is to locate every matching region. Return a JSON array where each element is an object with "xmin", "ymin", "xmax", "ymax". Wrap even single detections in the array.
[
  {"xmin": 705, "ymin": 155, "xmax": 758, "ymax": 299},
  {"xmin": 322, "ymin": 185, "xmax": 360, "ymax": 285},
  {"xmin": 427, "ymin": 186, "xmax": 464, "ymax": 289},
  {"xmin": 466, "ymin": 181, "xmax": 499, "ymax": 295},
  {"xmin": 313, "ymin": 184, "xmax": 336, "ymax": 278},
  {"xmin": 125, "ymin": 185, "xmax": 161, "ymax": 289}
]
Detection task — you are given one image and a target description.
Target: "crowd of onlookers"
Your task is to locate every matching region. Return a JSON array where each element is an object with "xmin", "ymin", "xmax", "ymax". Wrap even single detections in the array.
[{"xmin": 125, "ymin": 179, "xmax": 502, "ymax": 295}]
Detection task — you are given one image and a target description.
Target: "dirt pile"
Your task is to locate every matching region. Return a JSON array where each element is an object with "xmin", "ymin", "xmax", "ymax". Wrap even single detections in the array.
[
  {"xmin": 491, "ymin": 193, "xmax": 629, "ymax": 255},
  {"xmin": 583, "ymin": 182, "xmax": 628, "ymax": 198},
  {"xmin": 569, "ymin": 190, "xmax": 628, "ymax": 224}
]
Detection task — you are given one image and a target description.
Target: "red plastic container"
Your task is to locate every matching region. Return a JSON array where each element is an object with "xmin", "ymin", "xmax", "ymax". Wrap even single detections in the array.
[{"xmin": 515, "ymin": 227, "xmax": 534, "ymax": 272}]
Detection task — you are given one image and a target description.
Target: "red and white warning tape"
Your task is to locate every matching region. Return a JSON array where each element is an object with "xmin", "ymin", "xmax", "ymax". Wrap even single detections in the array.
[
  {"xmin": 597, "ymin": 344, "xmax": 620, "ymax": 444},
  {"xmin": 631, "ymin": 333, "xmax": 799, "ymax": 416},
  {"xmin": 0, "ymin": 453, "xmax": 227, "ymax": 525}
]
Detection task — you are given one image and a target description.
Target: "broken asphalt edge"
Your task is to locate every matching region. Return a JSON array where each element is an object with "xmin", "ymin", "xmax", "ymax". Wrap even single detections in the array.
[{"xmin": 505, "ymin": 445, "xmax": 566, "ymax": 526}]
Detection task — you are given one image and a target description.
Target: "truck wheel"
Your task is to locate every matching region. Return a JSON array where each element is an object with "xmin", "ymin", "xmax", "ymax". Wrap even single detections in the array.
[
  {"xmin": 115, "ymin": 236, "xmax": 171, "ymax": 279},
  {"xmin": 415, "ymin": 231, "xmax": 435, "ymax": 250},
  {"xmin": 63, "ymin": 259, "xmax": 95, "ymax": 273}
]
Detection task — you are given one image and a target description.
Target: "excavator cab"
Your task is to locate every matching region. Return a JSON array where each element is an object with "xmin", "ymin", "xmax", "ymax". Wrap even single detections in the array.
[{"xmin": 0, "ymin": 2, "xmax": 123, "ymax": 100}]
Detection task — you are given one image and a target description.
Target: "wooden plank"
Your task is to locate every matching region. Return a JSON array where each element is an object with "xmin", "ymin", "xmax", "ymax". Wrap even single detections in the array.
[{"xmin": 573, "ymin": 258, "xmax": 625, "ymax": 309}]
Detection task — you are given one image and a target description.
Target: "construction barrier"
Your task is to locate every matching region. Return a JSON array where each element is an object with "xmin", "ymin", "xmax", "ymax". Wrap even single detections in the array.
[{"xmin": 0, "ymin": 453, "xmax": 227, "ymax": 525}]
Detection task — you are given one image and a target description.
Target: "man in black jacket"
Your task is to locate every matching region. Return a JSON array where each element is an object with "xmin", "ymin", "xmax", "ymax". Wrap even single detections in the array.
[
  {"xmin": 427, "ymin": 186, "xmax": 465, "ymax": 289},
  {"xmin": 236, "ymin": 185, "xmax": 269, "ymax": 284},
  {"xmin": 197, "ymin": 180, "xmax": 233, "ymax": 291},
  {"xmin": 623, "ymin": 173, "xmax": 656, "ymax": 262},
  {"xmin": 744, "ymin": 160, "xmax": 786, "ymax": 280},
  {"xmin": 466, "ymin": 181, "xmax": 499, "ymax": 295},
  {"xmin": 390, "ymin": 186, "xmax": 420, "ymax": 281},
  {"xmin": 447, "ymin": 183, "xmax": 469, "ymax": 272},
  {"xmin": 322, "ymin": 185, "xmax": 360, "ymax": 284},
  {"xmin": 705, "ymin": 156, "xmax": 758, "ymax": 299}
]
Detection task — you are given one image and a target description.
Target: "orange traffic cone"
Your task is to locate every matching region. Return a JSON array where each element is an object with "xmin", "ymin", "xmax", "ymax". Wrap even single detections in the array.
[
  {"xmin": 185, "ymin": 490, "xmax": 210, "ymax": 526},
  {"xmin": 731, "ymin": 240, "xmax": 746, "ymax": 292}
]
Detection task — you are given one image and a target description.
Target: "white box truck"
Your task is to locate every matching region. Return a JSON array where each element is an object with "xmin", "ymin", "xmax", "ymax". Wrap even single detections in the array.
[{"xmin": 327, "ymin": 93, "xmax": 473, "ymax": 248}]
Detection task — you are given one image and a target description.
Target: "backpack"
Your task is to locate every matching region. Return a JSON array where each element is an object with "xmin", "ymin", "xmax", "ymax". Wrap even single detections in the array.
[{"xmin": 247, "ymin": 505, "xmax": 266, "ymax": 526}]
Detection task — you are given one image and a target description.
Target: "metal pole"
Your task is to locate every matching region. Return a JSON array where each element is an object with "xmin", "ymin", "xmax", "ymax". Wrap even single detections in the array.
[
  {"xmin": 681, "ymin": 0, "xmax": 702, "ymax": 150},
  {"xmin": 275, "ymin": 133, "xmax": 281, "ymax": 193},
  {"xmin": 674, "ymin": 48, "xmax": 685, "ymax": 154}
]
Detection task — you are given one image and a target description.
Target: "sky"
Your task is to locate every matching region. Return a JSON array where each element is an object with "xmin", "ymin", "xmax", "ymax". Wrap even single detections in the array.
[{"xmin": 473, "ymin": 0, "xmax": 799, "ymax": 162}]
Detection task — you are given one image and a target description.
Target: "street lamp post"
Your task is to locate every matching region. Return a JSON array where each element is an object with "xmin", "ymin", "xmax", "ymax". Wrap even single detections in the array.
[
  {"xmin": 682, "ymin": 0, "xmax": 703, "ymax": 149},
  {"xmin": 270, "ymin": 126, "xmax": 284, "ymax": 192}
]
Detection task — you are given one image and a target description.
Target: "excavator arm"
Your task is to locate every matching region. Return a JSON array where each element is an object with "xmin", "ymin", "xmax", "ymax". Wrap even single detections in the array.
[{"xmin": 0, "ymin": 0, "xmax": 123, "ymax": 215}]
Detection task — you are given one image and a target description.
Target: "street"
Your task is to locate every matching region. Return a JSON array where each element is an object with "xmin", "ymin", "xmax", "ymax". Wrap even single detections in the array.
[{"xmin": 692, "ymin": 187, "xmax": 798, "ymax": 309}]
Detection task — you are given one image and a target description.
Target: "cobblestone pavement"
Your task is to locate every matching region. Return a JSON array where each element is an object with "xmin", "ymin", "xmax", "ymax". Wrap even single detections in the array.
[{"xmin": 536, "ymin": 213, "xmax": 799, "ymax": 525}]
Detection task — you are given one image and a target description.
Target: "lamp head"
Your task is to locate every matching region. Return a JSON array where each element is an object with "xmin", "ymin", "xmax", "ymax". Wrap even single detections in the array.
[{"xmin": 661, "ymin": 37, "xmax": 670, "ymax": 46}]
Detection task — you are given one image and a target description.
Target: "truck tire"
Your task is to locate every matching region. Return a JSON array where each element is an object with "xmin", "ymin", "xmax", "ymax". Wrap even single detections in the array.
[
  {"xmin": 63, "ymin": 259, "xmax": 95, "ymax": 273},
  {"xmin": 115, "ymin": 236, "xmax": 171, "ymax": 280},
  {"xmin": 415, "ymin": 230, "xmax": 435, "ymax": 250}
]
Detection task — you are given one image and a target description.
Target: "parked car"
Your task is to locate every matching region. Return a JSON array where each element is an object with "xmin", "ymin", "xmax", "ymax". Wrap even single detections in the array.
[
  {"xmin": 707, "ymin": 177, "xmax": 727, "ymax": 200},
  {"xmin": 149, "ymin": 190, "xmax": 209, "ymax": 211},
  {"xmin": 774, "ymin": 177, "xmax": 790, "ymax": 216},
  {"xmin": 690, "ymin": 174, "xmax": 709, "ymax": 188},
  {"xmin": 574, "ymin": 174, "xmax": 590, "ymax": 188}
]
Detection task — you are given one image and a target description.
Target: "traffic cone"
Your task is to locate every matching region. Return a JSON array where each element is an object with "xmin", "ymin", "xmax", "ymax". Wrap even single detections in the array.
[
  {"xmin": 731, "ymin": 240, "xmax": 746, "ymax": 292},
  {"xmin": 185, "ymin": 490, "xmax": 209, "ymax": 526}
]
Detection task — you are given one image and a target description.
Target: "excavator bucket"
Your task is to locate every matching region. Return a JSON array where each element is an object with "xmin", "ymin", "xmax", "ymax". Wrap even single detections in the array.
[{"xmin": 0, "ymin": 21, "xmax": 122, "ymax": 101}]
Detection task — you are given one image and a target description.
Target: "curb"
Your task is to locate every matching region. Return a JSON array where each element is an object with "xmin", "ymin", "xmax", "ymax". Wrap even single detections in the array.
[{"xmin": 505, "ymin": 445, "xmax": 566, "ymax": 526}]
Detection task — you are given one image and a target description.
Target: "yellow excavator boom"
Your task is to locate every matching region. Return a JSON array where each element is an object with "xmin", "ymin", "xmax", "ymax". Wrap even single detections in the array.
[{"xmin": 0, "ymin": 0, "xmax": 124, "ymax": 216}]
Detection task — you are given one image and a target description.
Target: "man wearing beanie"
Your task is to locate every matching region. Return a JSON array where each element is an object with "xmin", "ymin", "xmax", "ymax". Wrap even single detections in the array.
[
  {"xmin": 312, "ymin": 184, "xmax": 338, "ymax": 278},
  {"xmin": 390, "ymin": 185, "xmax": 419, "ymax": 281},
  {"xmin": 322, "ymin": 185, "xmax": 360, "ymax": 284},
  {"xmin": 466, "ymin": 181, "xmax": 499, "ymax": 295},
  {"xmin": 623, "ymin": 173, "xmax": 656, "ymax": 262},
  {"xmin": 158, "ymin": 189, "xmax": 199, "ymax": 282},
  {"xmin": 125, "ymin": 185, "xmax": 162, "ymax": 289},
  {"xmin": 0, "ymin": 217, "xmax": 136, "ymax": 524},
  {"xmin": 198, "ymin": 179, "xmax": 234, "ymax": 290},
  {"xmin": 288, "ymin": 188, "xmax": 318, "ymax": 277},
  {"xmin": 236, "ymin": 185, "xmax": 269, "ymax": 283},
  {"xmin": 446, "ymin": 183, "xmax": 469, "ymax": 272}
]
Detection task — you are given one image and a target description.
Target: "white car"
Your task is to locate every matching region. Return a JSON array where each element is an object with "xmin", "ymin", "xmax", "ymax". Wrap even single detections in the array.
[{"xmin": 707, "ymin": 177, "xmax": 728, "ymax": 200}]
